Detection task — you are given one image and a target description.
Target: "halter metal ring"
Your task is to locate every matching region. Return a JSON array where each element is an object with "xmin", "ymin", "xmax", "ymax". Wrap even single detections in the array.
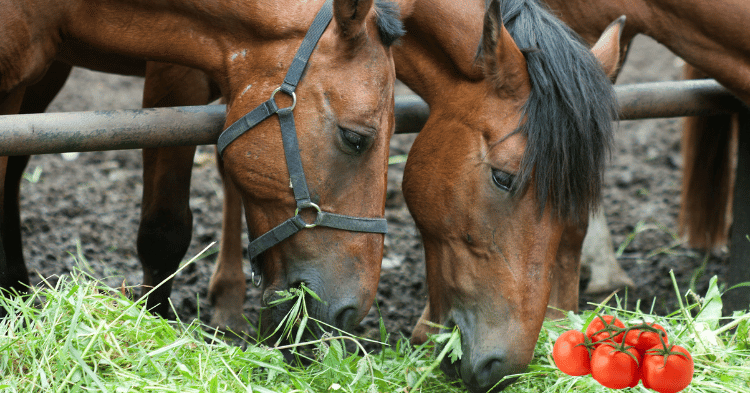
[
  {"xmin": 270, "ymin": 87, "xmax": 297, "ymax": 111},
  {"xmin": 295, "ymin": 202, "xmax": 322, "ymax": 228},
  {"xmin": 250, "ymin": 268, "xmax": 262, "ymax": 287}
]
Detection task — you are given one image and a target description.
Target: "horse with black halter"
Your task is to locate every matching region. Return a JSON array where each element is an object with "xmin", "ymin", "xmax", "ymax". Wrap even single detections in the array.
[{"xmin": 0, "ymin": 0, "xmax": 404, "ymax": 336}]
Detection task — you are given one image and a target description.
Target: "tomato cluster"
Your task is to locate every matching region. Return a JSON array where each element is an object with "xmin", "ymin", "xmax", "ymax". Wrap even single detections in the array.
[{"xmin": 552, "ymin": 315, "xmax": 694, "ymax": 393}]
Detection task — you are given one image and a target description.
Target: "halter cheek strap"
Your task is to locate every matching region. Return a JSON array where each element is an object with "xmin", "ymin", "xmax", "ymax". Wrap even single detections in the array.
[{"xmin": 216, "ymin": 0, "xmax": 388, "ymax": 287}]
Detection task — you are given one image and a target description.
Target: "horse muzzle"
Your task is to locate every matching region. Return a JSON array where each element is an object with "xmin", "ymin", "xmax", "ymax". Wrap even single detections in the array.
[
  {"xmin": 438, "ymin": 311, "xmax": 537, "ymax": 392},
  {"xmin": 259, "ymin": 261, "xmax": 375, "ymax": 338}
]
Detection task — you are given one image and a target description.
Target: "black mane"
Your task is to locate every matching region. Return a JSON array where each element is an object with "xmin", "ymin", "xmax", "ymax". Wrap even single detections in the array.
[
  {"xmin": 481, "ymin": 0, "xmax": 617, "ymax": 223},
  {"xmin": 375, "ymin": 0, "xmax": 406, "ymax": 46}
]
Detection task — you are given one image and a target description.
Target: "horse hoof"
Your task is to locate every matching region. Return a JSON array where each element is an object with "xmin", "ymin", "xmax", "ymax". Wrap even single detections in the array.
[{"xmin": 209, "ymin": 310, "xmax": 249, "ymax": 338}]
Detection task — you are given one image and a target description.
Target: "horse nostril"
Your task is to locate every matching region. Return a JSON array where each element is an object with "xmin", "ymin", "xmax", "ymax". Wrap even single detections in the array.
[
  {"xmin": 476, "ymin": 358, "xmax": 505, "ymax": 386},
  {"xmin": 333, "ymin": 306, "xmax": 359, "ymax": 331},
  {"xmin": 470, "ymin": 354, "xmax": 520, "ymax": 392}
]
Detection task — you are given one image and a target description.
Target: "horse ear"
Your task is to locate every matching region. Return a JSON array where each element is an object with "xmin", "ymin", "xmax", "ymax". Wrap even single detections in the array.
[
  {"xmin": 480, "ymin": 0, "xmax": 529, "ymax": 97},
  {"xmin": 591, "ymin": 16, "xmax": 626, "ymax": 79},
  {"xmin": 333, "ymin": 0, "xmax": 375, "ymax": 42}
]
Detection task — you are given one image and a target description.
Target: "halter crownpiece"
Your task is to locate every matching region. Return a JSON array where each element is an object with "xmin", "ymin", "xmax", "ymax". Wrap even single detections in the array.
[{"xmin": 216, "ymin": 0, "xmax": 388, "ymax": 287}]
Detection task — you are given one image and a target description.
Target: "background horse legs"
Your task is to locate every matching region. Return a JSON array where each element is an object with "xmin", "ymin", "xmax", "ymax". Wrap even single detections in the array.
[
  {"xmin": 137, "ymin": 62, "xmax": 213, "ymax": 317},
  {"xmin": 0, "ymin": 155, "xmax": 31, "ymax": 299},
  {"xmin": 547, "ymin": 220, "xmax": 587, "ymax": 318},
  {"xmin": 679, "ymin": 65, "xmax": 735, "ymax": 250},
  {"xmin": 207, "ymin": 160, "xmax": 247, "ymax": 334},
  {"xmin": 581, "ymin": 207, "xmax": 635, "ymax": 293},
  {"xmin": 1, "ymin": 62, "xmax": 73, "ymax": 307},
  {"xmin": 0, "ymin": 89, "xmax": 28, "ymax": 301},
  {"xmin": 676, "ymin": 64, "xmax": 750, "ymax": 311}
]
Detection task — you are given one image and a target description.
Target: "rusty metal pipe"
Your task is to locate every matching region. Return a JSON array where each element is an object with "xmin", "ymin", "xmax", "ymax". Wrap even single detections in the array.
[
  {"xmin": 0, "ymin": 79, "xmax": 745, "ymax": 156},
  {"xmin": 616, "ymin": 79, "xmax": 746, "ymax": 120},
  {"xmin": 391, "ymin": 79, "xmax": 748, "ymax": 129},
  {"xmin": 0, "ymin": 105, "xmax": 226, "ymax": 156}
]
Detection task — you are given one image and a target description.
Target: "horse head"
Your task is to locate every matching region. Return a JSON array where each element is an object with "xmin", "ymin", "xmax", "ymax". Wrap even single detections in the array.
[
  {"xmin": 401, "ymin": 0, "xmax": 622, "ymax": 391},
  {"xmin": 219, "ymin": 0, "xmax": 404, "ymax": 336}
]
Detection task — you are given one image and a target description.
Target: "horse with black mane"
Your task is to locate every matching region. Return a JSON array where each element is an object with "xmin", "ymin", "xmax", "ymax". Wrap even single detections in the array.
[{"xmin": 397, "ymin": 0, "xmax": 620, "ymax": 390}]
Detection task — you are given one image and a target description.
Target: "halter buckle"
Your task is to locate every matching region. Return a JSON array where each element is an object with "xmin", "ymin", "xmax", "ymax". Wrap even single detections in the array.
[
  {"xmin": 295, "ymin": 201, "xmax": 322, "ymax": 228},
  {"xmin": 270, "ymin": 87, "xmax": 297, "ymax": 111}
]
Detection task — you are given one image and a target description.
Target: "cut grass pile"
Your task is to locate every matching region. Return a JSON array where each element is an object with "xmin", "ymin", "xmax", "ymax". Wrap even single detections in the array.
[
  {"xmin": 1, "ymin": 262, "xmax": 748, "ymax": 392},
  {"xmin": 0, "ymin": 270, "xmax": 463, "ymax": 393}
]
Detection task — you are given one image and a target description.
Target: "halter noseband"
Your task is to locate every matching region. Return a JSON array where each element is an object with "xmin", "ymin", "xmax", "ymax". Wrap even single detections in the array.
[{"xmin": 216, "ymin": 0, "xmax": 388, "ymax": 287}]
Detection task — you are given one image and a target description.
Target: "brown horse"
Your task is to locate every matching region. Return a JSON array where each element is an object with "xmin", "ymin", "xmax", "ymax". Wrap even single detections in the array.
[
  {"xmin": 0, "ymin": 0, "xmax": 405, "ymax": 335},
  {"xmin": 541, "ymin": 0, "xmax": 750, "ymax": 312},
  {"xmin": 395, "ymin": 0, "xmax": 621, "ymax": 391}
]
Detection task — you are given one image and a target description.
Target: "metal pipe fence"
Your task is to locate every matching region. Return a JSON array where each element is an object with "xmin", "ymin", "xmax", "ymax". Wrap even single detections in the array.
[{"xmin": 0, "ymin": 79, "xmax": 745, "ymax": 156}]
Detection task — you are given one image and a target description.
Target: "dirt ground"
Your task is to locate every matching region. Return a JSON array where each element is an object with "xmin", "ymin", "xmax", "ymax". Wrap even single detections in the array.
[{"xmin": 16, "ymin": 35, "xmax": 728, "ymax": 348}]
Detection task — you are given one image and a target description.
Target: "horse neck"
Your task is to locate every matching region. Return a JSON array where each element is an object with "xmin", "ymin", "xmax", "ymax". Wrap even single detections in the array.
[
  {"xmin": 541, "ymin": 0, "xmax": 647, "ymax": 47},
  {"xmin": 544, "ymin": 0, "xmax": 750, "ymax": 103},
  {"xmin": 1, "ymin": 0, "xmax": 310, "ymax": 95},
  {"xmin": 393, "ymin": 0, "xmax": 488, "ymax": 104},
  {"xmin": 64, "ymin": 0, "xmax": 266, "ymax": 76}
]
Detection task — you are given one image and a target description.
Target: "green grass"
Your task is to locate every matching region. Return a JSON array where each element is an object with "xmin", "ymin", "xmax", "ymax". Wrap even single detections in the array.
[
  {"xmin": 0, "ymin": 272, "xmax": 468, "ymax": 392},
  {"xmin": 1, "ymin": 252, "xmax": 748, "ymax": 392}
]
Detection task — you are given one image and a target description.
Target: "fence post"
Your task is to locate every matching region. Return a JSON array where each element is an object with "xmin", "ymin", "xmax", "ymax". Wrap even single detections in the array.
[{"xmin": 726, "ymin": 108, "xmax": 750, "ymax": 312}]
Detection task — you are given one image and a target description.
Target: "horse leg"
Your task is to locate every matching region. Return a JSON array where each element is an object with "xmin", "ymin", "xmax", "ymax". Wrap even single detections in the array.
[
  {"xmin": 0, "ymin": 154, "xmax": 31, "ymax": 288},
  {"xmin": 138, "ymin": 146, "xmax": 195, "ymax": 317},
  {"xmin": 581, "ymin": 207, "xmax": 635, "ymax": 293},
  {"xmin": 1, "ymin": 62, "xmax": 73, "ymax": 308},
  {"xmin": 19, "ymin": 61, "xmax": 73, "ymax": 114},
  {"xmin": 546, "ymin": 219, "xmax": 588, "ymax": 319},
  {"xmin": 0, "ymin": 154, "xmax": 32, "ymax": 319},
  {"xmin": 207, "ymin": 156, "xmax": 248, "ymax": 334},
  {"xmin": 679, "ymin": 64, "xmax": 736, "ymax": 249},
  {"xmin": 0, "ymin": 132, "xmax": 30, "ymax": 305},
  {"xmin": 0, "ymin": 97, "xmax": 30, "ymax": 315},
  {"xmin": 0, "ymin": 88, "xmax": 28, "ymax": 305},
  {"xmin": 137, "ymin": 62, "xmax": 213, "ymax": 318},
  {"xmin": 409, "ymin": 303, "xmax": 433, "ymax": 345}
]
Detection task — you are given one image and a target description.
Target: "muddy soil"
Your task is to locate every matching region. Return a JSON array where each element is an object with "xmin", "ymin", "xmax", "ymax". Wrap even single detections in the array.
[{"xmin": 15, "ymin": 35, "xmax": 728, "ymax": 348}]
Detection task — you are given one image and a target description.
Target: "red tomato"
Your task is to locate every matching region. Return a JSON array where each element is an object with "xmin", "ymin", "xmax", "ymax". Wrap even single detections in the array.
[
  {"xmin": 586, "ymin": 315, "xmax": 625, "ymax": 344},
  {"xmin": 642, "ymin": 368, "xmax": 651, "ymax": 389},
  {"xmin": 642, "ymin": 345, "xmax": 693, "ymax": 393},
  {"xmin": 624, "ymin": 322, "xmax": 668, "ymax": 354},
  {"xmin": 553, "ymin": 330, "xmax": 591, "ymax": 376},
  {"xmin": 628, "ymin": 364, "xmax": 642, "ymax": 388},
  {"xmin": 590, "ymin": 343, "xmax": 641, "ymax": 389}
]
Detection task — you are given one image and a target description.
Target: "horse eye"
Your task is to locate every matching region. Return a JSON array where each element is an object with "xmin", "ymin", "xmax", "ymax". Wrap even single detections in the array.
[
  {"xmin": 340, "ymin": 128, "xmax": 367, "ymax": 153},
  {"xmin": 491, "ymin": 169, "xmax": 515, "ymax": 192}
]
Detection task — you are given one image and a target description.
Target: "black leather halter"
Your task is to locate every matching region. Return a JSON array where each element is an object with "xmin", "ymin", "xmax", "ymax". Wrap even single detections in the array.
[{"xmin": 217, "ymin": 0, "xmax": 388, "ymax": 287}]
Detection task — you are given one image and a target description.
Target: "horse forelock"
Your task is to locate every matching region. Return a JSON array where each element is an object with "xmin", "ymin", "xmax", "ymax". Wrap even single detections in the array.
[
  {"xmin": 489, "ymin": 0, "xmax": 617, "ymax": 224},
  {"xmin": 374, "ymin": 0, "xmax": 406, "ymax": 46}
]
